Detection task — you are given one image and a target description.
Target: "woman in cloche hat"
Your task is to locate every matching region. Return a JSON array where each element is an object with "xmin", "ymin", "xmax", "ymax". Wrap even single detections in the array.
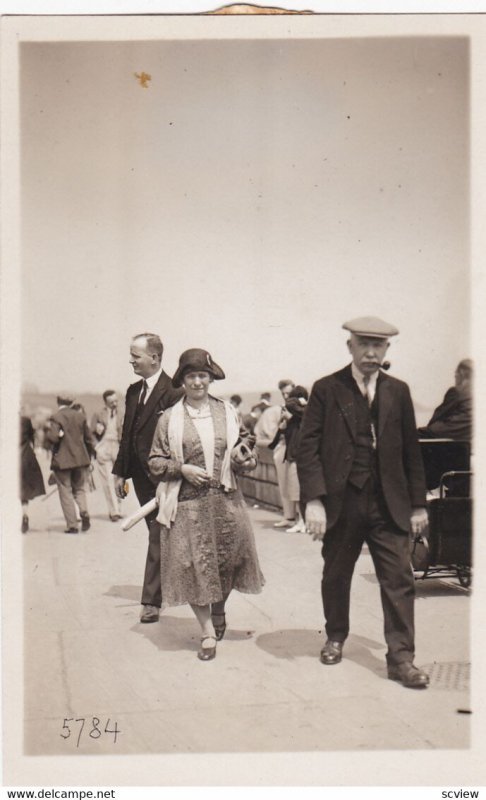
[{"xmin": 148, "ymin": 348, "xmax": 264, "ymax": 661}]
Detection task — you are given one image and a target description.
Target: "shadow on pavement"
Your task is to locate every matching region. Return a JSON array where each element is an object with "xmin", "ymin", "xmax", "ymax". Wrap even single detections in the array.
[
  {"xmin": 104, "ymin": 584, "xmax": 142, "ymax": 602},
  {"xmin": 255, "ymin": 629, "xmax": 386, "ymax": 675},
  {"xmin": 132, "ymin": 614, "xmax": 254, "ymax": 652}
]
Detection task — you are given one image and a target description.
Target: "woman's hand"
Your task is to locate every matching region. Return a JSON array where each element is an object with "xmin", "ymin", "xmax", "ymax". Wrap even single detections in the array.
[
  {"xmin": 181, "ymin": 464, "xmax": 210, "ymax": 487},
  {"xmin": 232, "ymin": 455, "xmax": 257, "ymax": 474},
  {"xmin": 239, "ymin": 456, "xmax": 257, "ymax": 473}
]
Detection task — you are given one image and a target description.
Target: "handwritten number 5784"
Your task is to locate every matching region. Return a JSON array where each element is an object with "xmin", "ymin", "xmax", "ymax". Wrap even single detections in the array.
[{"xmin": 60, "ymin": 717, "xmax": 120, "ymax": 745}]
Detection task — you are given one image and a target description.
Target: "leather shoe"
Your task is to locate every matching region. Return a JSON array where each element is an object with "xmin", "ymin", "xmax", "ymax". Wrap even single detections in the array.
[
  {"xmin": 388, "ymin": 662, "xmax": 429, "ymax": 688},
  {"xmin": 320, "ymin": 639, "xmax": 344, "ymax": 665},
  {"xmin": 80, "ymin": 513, "xmax": 90, "ymax": 532},
  {"xmin": 140, "ymin": 604, "xmax": 160, "ymax": 623},
  {"xmin": 64, "ymin": 527, "xmax": 79, "ymax": 534}
]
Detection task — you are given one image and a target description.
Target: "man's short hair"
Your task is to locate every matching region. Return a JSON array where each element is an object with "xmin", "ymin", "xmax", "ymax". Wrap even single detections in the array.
[
  {"xmin": 132, "ymin": 333, "xmax": 163, "ymax": 360},
  {"xmin": 230, "ymin": 394, "xmax": 242, "ymax": 406},
  {"xmin": 103, "ymin": 389, "xmax": 116, "ymax": 403},
  {"xmin": 278, "ymin": 379, "xmax": 295, "ymax": 391},
  {"xmin": 457, "ymin": 359, "xmax": 473, "ymax": 380},
  {"xmin": 288, "ymin": 385, "xmax": 309, "ymax": 402}
]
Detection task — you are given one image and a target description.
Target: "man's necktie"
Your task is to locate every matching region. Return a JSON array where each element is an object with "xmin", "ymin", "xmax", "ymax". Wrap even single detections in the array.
[
  {"xmin": 138, "ymin": 380, "xmax": 148, "ymax": 408},
  {"xmin": 133, "ymin": 380, "xmax": 148, "ymax": 428},
  {"xmin": 363, "ymin": 376, "xmax": 377, "ymax": 449},
  {"xmin": 110, "ymin": 408, "xmax": 116, "ymax": 418},
  {"xmin": 363, "ymin": 375, "xmax": 371, "ymax": 406}
]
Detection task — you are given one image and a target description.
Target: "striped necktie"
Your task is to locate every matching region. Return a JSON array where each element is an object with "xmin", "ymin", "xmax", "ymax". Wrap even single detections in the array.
[
  {"xmin": 363, "ymin": 375, "xmax": 371, "ymax": 406},
  {"xmin": 138, "ymin": 380, "xmax": 148, "ymax": 408},
  {"xmin": 363, "ymin": 376, "xmax": 377, "ymax": 449}
]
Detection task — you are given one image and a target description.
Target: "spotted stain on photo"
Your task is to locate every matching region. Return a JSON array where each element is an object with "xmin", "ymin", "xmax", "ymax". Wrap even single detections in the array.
[{"xmin": 134, "ymin": 72, "xmax": 151, "ymax": 89}]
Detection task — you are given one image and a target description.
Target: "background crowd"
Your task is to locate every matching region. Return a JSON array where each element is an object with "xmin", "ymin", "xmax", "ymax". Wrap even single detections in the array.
[{"xmin": 19, "ymin": 357, "xmax": 473, "ymax": 537}]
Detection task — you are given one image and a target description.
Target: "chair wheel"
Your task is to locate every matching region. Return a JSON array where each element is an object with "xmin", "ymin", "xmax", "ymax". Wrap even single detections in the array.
[{"xmin": 457, "ymin": 568, "xmax": 472, "ymax": 588}]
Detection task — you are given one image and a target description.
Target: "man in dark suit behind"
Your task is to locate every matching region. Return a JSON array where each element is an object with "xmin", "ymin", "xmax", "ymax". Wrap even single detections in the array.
[
  {"xmin": 297, "ymin": 317, "xmax": 430, "ymax": 688},
  {"xmin": 113, "ymin": 333, "xmax": 182, "ymax": 623}
]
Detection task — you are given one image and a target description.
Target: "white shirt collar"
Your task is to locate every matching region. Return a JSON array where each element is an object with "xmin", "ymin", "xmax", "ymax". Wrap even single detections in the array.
[
  {"xmin": 351, "ymin": 362, "xmax": 379, "ymax": 398},
  {"xmin": 144, "ymin": 365, "xmax": 163, "ymax": 390}
]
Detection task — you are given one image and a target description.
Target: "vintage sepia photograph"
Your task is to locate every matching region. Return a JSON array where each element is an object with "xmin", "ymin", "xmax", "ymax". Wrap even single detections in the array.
[{"xmin": 1, "ymin": 5, "xmax": 486, "ymax": 791}]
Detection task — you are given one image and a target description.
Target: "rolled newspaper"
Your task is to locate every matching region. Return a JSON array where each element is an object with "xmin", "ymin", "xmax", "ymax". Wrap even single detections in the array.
[{"xmin": 121, "ymin": 497, "xmax": 158, "ymax": 531}]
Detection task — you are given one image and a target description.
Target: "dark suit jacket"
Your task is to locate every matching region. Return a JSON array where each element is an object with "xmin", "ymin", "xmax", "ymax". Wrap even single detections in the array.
[
  {"xmin": 296, "ymin": 365, "xmax": 426, "ymax": 532},
  {"xmin": 418, "ymin": 386, "xmax": 472, "ymax": 442},
  {"xmin": 113, "ymin": 370, "xmax": 183, "ymax": 481},
  {"xmin": 47, "ymin": 407, "xmax": 96, "ymax": 471}
]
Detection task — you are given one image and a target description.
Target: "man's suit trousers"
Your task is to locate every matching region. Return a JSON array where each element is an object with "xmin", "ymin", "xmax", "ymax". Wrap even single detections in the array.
[
  {"xmin": 54, "ymin": 467, "xmax": 89, "ymax": 530},
  {"xmin": 130, "ymin": 459, "xmax": 161, "ymax": 608},
  {"xmin": 321, "ymin": 478, "xmax": 415, "ymax": 666}
]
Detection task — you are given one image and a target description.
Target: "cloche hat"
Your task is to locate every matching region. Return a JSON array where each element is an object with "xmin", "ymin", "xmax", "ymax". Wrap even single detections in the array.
[{"xmin": 172, "ymin": 348, "xmax": 225, "ymax": 388}]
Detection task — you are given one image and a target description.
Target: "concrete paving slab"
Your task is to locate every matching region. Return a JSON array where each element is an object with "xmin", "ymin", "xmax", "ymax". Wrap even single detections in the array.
[{"xmin": 20, "ymin": 484, "xmax": 471, "ymax": 758}]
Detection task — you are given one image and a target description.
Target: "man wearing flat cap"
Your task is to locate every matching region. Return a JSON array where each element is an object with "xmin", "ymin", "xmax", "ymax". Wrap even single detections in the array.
[
  {"xmin": 297, "ymin": 317, "xmax": 429, "ymax": 688},
  {"xmin": 113, "ymin": 333, "xmax": 183, "ymax": 623}
]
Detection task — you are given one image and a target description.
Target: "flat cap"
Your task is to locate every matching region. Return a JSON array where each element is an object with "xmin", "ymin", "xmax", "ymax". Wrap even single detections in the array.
[
  {"xmin": 56, "ymin": 392, "xmax": 75, "ymax": 405},
  {"xmin": 342, "ymin": 316, "xmax": 399, "ymax": 338}
]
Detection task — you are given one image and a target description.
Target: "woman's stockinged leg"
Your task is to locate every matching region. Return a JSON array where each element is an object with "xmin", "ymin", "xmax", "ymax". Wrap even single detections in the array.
[
  {"xmin": 190, "ymin": 603, "xmax": 215, "ymax": 637},
  {"xmin": 190, "ymin": 604, "xmax": 217, "ymax": 660}
]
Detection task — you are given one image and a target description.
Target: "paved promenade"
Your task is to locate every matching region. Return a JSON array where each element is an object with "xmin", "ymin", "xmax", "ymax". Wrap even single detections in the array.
[{"xmin": 8, "ymin": 459, "xmax": 479, "ymax": 785}]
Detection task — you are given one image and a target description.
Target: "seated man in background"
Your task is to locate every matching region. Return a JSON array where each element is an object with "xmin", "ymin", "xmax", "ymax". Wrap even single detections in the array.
[{"xmin": 418, "ymin": 359, "xmax": 473, "ymax": 442}]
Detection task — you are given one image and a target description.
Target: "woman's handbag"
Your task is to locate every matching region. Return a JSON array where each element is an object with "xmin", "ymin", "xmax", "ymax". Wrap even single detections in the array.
[{"xmin": 231, "ymin": 440, "xmax": 258, "ymax": 473}]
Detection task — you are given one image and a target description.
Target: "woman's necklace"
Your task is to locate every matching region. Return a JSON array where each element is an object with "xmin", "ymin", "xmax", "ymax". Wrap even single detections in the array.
[{"xmin": 185, "ymin": 399, "xmax": 211, "ymax": 417}]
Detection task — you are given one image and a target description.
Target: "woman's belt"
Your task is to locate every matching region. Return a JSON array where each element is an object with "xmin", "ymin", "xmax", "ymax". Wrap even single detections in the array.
[{"xmin": 178, "ymin": 477, "xmax": 227, "ymax": 502}]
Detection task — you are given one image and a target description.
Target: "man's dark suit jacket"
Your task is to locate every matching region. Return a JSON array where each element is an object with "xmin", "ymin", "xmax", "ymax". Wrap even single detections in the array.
[
  {"xmin": 297, "ymin": 365, "xmax": 426, "ymax": 533},
  {"xmin": 113, "ymin": 371, "xmax": 183, "ymax": 481}
]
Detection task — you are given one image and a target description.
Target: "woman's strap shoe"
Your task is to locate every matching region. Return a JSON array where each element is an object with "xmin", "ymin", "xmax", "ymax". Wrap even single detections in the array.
[{"xmin": 197, "ymin": 635, "xmax": 217, "ymax": 661}]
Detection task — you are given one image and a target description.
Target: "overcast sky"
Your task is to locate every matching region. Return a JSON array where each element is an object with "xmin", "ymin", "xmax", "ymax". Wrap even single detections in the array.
[{"xmin": 20, "ymin": 35, "xmax": 469, "ymax": 410}]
